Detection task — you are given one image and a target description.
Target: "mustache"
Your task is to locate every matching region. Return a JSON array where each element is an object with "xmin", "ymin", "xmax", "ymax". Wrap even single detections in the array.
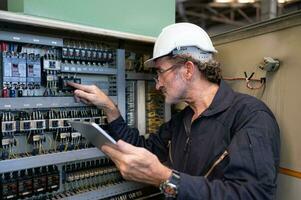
[{"xmin": 159, "ymin": 86, "xmax": 167, "ymax": 93}]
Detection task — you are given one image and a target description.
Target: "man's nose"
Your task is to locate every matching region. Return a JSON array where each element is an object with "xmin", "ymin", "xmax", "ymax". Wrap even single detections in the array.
[{"xmin": 155, "ymin": 80, "xmax": 162, "ymax": 90}]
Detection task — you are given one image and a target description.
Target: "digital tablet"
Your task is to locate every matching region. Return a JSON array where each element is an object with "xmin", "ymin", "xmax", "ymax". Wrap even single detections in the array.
[{"xmin": 70, "ymin": 121, "xmax": 116, "ymax": 148}]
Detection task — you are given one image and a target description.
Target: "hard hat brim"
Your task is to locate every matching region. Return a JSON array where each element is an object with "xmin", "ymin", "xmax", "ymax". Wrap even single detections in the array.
[
  {"xmin": 144, "ymin": 53, "xmax": 169, "ymax": 69},
  {"xmin": 144, "ymin": 57, "xmax": 156, "ymax": 69}
]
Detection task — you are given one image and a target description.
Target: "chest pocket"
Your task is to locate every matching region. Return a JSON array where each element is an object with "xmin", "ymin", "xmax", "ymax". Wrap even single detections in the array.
[{"xmin": 205, "ymin": 150, "xmax": 230, "ymax": 181}]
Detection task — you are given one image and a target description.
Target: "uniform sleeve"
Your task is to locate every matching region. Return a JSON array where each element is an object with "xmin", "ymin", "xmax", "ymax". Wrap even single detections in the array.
[
  {"xmin": 107, "ymin": 116, "xmax": 172, "ymax": 162},
  {"xmin": 177, "ymin": 111, "xmax": 280, "ymax": 200}
]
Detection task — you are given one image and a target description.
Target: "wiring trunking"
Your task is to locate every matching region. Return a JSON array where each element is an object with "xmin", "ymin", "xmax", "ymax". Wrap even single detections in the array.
[{"xmin": 0, "ymin": 16, "xmax": 162, "ymax": 199}]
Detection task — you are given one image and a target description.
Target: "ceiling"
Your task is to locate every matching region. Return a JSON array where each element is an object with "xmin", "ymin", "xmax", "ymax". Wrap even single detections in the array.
[{"xmin": 176, "ymin": 0, "xmax": 301, "ymax": 34}]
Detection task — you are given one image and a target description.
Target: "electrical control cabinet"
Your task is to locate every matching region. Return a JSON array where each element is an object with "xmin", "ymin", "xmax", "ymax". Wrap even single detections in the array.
[{"xmin": 0, "ymin": 11, "xmax": 165, "ymax": 199}]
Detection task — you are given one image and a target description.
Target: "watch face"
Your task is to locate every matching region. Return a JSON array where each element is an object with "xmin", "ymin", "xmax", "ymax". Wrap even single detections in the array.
[
  {"xmin": 164, "ymin": 185, "xmax": 177, "ymax": 195},
  {"xmin": 160, "ymin": 170, "xmax": 180, "ymax": 198},
  {"xmin": 162, "ymin": 182, "xmax": 178, "ymax": 198}
]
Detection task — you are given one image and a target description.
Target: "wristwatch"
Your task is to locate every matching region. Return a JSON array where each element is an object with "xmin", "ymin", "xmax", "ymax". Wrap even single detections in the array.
[{"xmin": 159, "ymin": 170, "xmax": 181, "ymax": 198}]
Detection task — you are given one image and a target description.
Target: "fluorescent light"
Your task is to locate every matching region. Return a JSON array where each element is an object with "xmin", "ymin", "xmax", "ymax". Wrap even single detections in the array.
[
  {"xmin": 238, "ymin": 0, "xmax": 256, "ymax": 3},
  {"xmin": 278, "ymin": 0, "xmax": 293, "ymax": 3},
  {"xmin": 214, "ymin": 0, "xmax": 233, "ymax": 3}
]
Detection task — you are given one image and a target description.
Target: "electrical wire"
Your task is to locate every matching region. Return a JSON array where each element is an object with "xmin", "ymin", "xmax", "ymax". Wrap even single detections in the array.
[
  {"xmin": 45, "ymin": 134, "xmax": 53, "ymax": 152},
  {"xmin": 13, "ymin": 135, "xmax": 19, "ymax": 158},
  {"xmin": 64, "ymin": 138, "xmax": 68, "ymax": 151},
  {"xmin": 223, "ymin": 76, "xmax": 266, "ymax": 90}
]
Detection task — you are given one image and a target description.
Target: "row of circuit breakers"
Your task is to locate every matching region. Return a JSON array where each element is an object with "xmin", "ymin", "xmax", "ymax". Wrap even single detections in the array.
[
  {"xmin": 0, "ymin": 33, "xmax": 163, "ymax": 199},
  {"xmin": 2, "ymin": 158, "xmax": 160, "ymax": 199},
  {"xmin": 0, "ymin": 41, "xmax": 117, "ymax": 97}
]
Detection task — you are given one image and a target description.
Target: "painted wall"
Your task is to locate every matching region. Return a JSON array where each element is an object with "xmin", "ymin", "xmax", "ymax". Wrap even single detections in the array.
[
  {"xmin": 212, "ymin": 12, "xmax": 301, "ymax": 199},
  {"xmin": 8, "ymin": 0, "xmax": 175, "ymax": 37},
  {"xmin": 277, "ymin": 174, "xmax": 301, "ymax": 200}
]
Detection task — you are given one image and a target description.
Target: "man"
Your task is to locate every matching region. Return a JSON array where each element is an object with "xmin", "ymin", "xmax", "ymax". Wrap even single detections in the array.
[{"xmin": 69, "ymin": 23, "xmax": 280, "ymax": 199}]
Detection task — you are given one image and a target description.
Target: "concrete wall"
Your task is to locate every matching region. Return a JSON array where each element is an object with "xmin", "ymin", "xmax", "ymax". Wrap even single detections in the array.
[
  {"xmin": 212, "ymin": 11, "xmax": 301, "ymax": 199},
  {"xmin": 7, "ymin": 0, "xmax": 175, "ymax": 37}
]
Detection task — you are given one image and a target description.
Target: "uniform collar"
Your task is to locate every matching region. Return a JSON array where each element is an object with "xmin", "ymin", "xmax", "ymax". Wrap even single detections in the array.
[
  {"xmin": 202, "ymin": 80, "xmax": 235, "ymax": 116},
  {"xmin": 184, "ymin": 80, "xmax": 235, "ymax": 117}
]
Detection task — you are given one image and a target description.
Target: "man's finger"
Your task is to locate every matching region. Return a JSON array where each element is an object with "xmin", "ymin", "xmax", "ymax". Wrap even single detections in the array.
[
  {"xmin": 101, "ymin": 144, "xmax": 123, "ymax": 160},
  {"xmin": 116, "ymin": 140, "xmax": 139, "ymax": 154},
  {"xmin": 68, "ymin": 82, "xmax": 95, "ymax": 93},
  {"xmin": 104, "ymin": 142, "xmax": 119, "ymax": 149},
  {"xmin": 74, "ymin": 94, "xmax": 91, "ymax": 105},
  {"xmin": 74, "ymin": 90, "xmax": 95, "ymax": 102},
  {"xmin": 79, "ymin": 98, "xmax": 91, "ymax": 105},
  {"xmin": 74, "ymin": 95, "xmax": 81, "ymax": 103}
]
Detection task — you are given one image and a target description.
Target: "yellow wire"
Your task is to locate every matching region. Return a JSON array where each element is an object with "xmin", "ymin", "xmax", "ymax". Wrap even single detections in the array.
[{"xmin": 64, "ymin": 139, "xmax": 68, "ymax": 151}]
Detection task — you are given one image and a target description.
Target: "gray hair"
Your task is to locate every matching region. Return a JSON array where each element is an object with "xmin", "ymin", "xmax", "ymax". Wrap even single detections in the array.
[{"xmin": 169, "ymin": 46, "xmax": 222, "ymax": 83}]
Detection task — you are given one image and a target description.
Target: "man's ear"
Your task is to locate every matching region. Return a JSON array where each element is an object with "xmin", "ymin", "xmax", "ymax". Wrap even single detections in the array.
[{"xmin": 184, "ymin": 61, "xmax": 195, "ymax": 80}]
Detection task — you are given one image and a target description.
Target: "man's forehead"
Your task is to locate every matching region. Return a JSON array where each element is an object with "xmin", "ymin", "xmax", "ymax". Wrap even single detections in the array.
[{"xmin": 154, "ymin": 57, "xmax": 171, "ymax": 69}]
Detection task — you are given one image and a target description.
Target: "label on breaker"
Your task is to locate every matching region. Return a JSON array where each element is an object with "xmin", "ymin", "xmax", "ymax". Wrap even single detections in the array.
[
  {"xmin": 71, "ymin": 132, "xmax": 81, "ymax": 138},
  {"xmin": 46, "ymin": 75, "xmax": 54, "ymax": 81},
  {"xmin": 60, "ymin": 132, "xmax": 70, "ymax": 139},
  {"xmin": 33, "ymin": 134, "xmax": 42, "ymax": 141},
  {"xmin": 2, "ymin": 138, "xmax": 14, "ymax": 145},
  {"xmin": 43, "ymin": 60, "xmax": 60, "ymax": 70}
]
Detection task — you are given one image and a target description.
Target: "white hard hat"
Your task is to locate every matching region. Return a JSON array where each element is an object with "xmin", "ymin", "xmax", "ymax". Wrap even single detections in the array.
[{"xmin": 144, "ymin": 22, "xmax": 217, "ymax": 68}]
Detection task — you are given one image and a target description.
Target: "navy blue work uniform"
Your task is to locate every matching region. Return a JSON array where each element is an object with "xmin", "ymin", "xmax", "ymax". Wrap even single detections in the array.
[{"xmin": 108, "ymin": 80, "xmax": 280, "ymax": 200}]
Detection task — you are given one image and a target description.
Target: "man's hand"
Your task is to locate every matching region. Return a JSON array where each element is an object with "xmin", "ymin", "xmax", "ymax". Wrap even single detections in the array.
[
  {"xmin": 101, "ymin": 140, "xmax": 172, "ymax": 186},
  {"xmin": 68, "ymin": 82, "xmax": 120, "ymax": 122}
]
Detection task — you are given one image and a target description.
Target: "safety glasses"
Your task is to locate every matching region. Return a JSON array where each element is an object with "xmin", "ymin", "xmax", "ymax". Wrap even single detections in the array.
[{"xmin": 153, "ymin": 62, "xmax": 183, "ymax": 83}]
